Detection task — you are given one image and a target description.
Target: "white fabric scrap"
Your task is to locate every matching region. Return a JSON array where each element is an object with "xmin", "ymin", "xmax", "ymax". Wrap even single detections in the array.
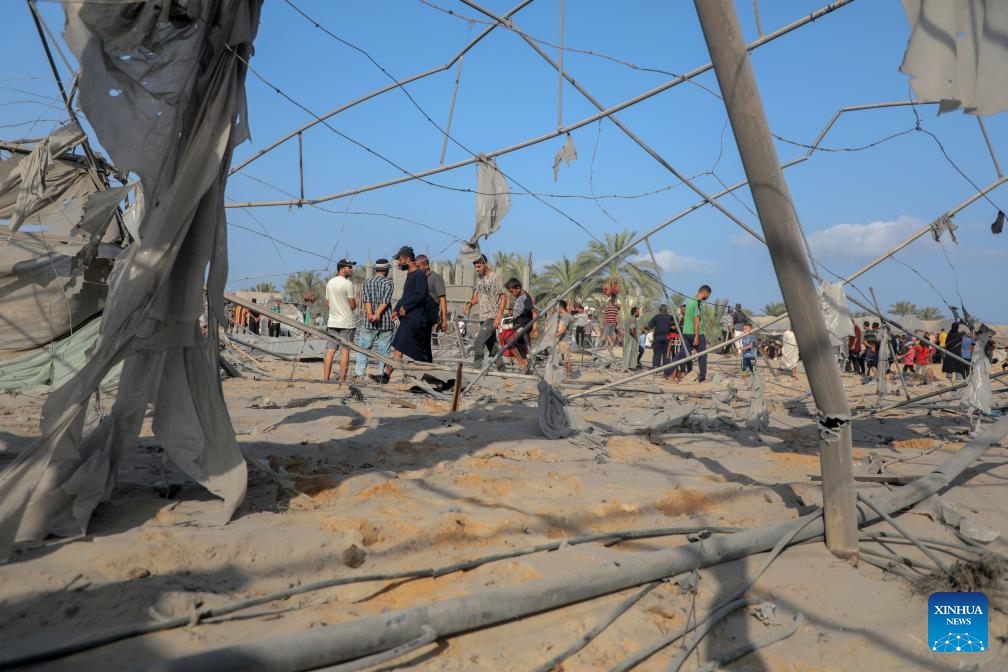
[
  {"xmin": 900, "ymin": 0, "xmax": 1008, "ymax": 116},
  {"xmin": 552, "ymin": 133, "xmax": 578, "ymax": 181}
]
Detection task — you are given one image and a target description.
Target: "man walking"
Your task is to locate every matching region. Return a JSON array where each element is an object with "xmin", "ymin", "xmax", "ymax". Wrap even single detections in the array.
[
  {"xmin": 645, "ymin": 304, "xmax": 674, "ymax": 375},
  {"xmin": 323, "ymin": 259, "xmax": 357, "ymax": 383},
  {"xmin": 463, "ymin": 254, "xmax": 506, "ymax": 370},
  {"xmin": 676, "ymin": 284, "xmax": 712, "ymax": 383},
  {"xmin": 371, "ymin": 246, "xmax": 434, "ymax": 384},
  {"xmin": 416, "ymin": 254, "xmax": 448, "ymax": 343},
  {"xmin": 354, "ymin": 258, "xmax": 394, "ymax": 379}
]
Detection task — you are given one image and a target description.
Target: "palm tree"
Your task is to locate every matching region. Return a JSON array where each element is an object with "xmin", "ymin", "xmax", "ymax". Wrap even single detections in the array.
[
  {"xmin": 531, "ymin": 256, "xmax": 586, "ymax": 306},
  {"xmin": 573, "ymin": 230, "xmax": 661, "ymax": 301},
  {"xmin": 284, "ymin": 269, "xmax": 326, "ymax": 304},
  {"xmin": 889, "ymin": 301, "xmax": 918, "ymax": 315},
  {"xmin": 915, "ymin": 306, "xmax": 944, "ymax": 320},
  {"xmin": 491, "ymin": 251, "xmax": 532, "ymax": 286},
  {"xmin": 762, "ymin": 301, "xmax": 787, "ymax": 316},
  {"xmin": 249, "ymin": 281, "xmax": 277, "ymax": 293}
]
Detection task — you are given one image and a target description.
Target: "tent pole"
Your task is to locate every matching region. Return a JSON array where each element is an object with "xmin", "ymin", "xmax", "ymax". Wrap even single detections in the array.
[{"xmin": 694, "ymin": 0, "xmax": 857, "ymax": 557}]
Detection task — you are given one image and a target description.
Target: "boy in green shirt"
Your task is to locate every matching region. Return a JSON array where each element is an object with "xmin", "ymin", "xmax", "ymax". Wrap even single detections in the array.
[{"xmin": 676, "ymin": 284, "xmax": 712, "ymax": 382}]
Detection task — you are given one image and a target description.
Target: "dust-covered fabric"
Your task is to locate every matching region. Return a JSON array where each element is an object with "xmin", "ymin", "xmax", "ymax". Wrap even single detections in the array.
[
  {"xmin": 900, "ymin": 0, "xmax": 1008, "ymax": 115},
  {"xmin": 0, "ymin": 122, "xmax": 87, "ymax": 236},
  {"xmin": 817, "ymin": 281, "xmax": 853, "ymax": 347},
  {"xmin": 460, "ymin": 156, "xmax": 511, "ymax": 264},
  {"xmin": 0, "ymin": 0, "xmax": 264, "ymax": 561}
]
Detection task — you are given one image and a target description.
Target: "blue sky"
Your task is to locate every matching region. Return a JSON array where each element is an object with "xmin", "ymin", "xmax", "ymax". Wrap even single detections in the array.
[{"xmin": 3, "ymin": 1, "xmax": 1007, "ymax": 321}]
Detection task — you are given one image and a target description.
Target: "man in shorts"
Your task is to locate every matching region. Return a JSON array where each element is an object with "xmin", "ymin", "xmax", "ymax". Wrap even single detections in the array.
[
  {"xmin": 323, "ymin": 259, "xmax": 357, "ymax": 383},
  {"xmin": 602, "ymin": 296, "xmax": 621, "ymax": 347}
]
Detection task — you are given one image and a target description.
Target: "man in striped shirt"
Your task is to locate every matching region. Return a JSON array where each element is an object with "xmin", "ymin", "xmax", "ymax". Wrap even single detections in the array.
[
  {"xmin": 602, "ymin": 296, "xmax": 621, "ymax": 347},
  {"xmin": 354, "ymin": 259, "xmax": 394, "ymax": 378}
]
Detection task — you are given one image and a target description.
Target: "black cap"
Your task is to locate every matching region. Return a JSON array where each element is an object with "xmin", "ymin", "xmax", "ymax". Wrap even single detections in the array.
[
  {"xmin": 392, "ymin": 245, "xmax": 414, "ymax": 259},
  {"xmin": 336, "ymin": 258, "xmax": 356, "ymax": 270},
  {"xmin": 374, "ymin": 258, "xmax": 391, "ymax": 270}
]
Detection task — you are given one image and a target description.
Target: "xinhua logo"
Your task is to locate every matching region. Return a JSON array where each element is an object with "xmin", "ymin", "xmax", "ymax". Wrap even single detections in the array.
[{"xmin": 928, "ymin": 592, "xmax": 987, "ymax": 653}]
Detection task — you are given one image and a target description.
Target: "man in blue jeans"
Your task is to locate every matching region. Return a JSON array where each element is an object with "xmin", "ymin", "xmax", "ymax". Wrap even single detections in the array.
[
  {"xmin": 676, "ymin": 284, "xmax": 712, "ymax": 382},
  {"xmin": 355, "ymin": 259, "xmax": 394, "ymax": 378}
]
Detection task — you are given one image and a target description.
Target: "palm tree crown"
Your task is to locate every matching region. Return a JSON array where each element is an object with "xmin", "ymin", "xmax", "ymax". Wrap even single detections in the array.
[{"xmin": 574, "ymin": 230, "xmax": 662, "ymax": 301}]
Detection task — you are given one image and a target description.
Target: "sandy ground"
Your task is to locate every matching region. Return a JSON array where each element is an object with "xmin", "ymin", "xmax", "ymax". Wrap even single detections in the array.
[{"xmin": 0, "ymin": 348, "xmax": 1006, "ymax": 671}]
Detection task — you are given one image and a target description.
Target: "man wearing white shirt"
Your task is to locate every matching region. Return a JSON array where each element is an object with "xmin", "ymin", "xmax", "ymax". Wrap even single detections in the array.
[{"xmin": 323, "ymin": 259, "xmax": 357, "ymax": 383}]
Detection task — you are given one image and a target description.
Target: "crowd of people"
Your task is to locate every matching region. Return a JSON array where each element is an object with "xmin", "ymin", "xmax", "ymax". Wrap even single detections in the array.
[
  {"xmin": 846, "ymin": 319, "xmax": 1000, "ymax": 386},
  {"xmin": 314, "ymin": 248, "xmax": 547, "ymax": 384},
  {"xmin": 227, "ymin": 256, "xmax": 1003, "ymax": 389}
]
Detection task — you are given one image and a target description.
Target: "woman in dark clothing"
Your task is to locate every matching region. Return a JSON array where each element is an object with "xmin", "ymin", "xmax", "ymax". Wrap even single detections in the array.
[
  {"xmin": 371, "ymin": 246, "xmax": 433, "ymax": 384},
  {"xmin": 941, "ymin": 322, "xmax": 964, "ymax": 381}
]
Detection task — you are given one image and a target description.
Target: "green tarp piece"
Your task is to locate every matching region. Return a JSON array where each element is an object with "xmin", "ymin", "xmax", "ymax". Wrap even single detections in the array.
[{"xmin": 0, "ymin": 317, "xmax": 120, "ymax": 393}]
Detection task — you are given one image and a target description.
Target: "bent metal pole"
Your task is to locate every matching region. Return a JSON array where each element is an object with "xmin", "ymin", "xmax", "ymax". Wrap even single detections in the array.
[{"xmin": 694, "ymin": 0, "xmax": 857, "ymax": 557}]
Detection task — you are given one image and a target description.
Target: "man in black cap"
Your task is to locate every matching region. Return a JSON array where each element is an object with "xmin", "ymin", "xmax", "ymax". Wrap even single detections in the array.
[
  {"xmin": 371, "ymin": 246, "xmax": 434, "ymax": 384},
  {"xmin": 354, "ymin": 258, "xmax": 394, "ymax": 379},
  {"xmin": 323, "ymin": 258, "xmax": 357, "ymax": 383}
]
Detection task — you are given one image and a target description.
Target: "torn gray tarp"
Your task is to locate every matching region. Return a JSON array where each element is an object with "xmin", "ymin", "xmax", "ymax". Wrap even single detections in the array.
[
  {"xmin": 460, "ymin": 155, "xmax": 511, "ymax": 264},
  {"xmin": 0, "ymin": 0, "xmax": 264, "ymax": 561},
  {"xmin": 817, "ymin": 281, "xmax": 853, "ymax": 348},
  {"xmin": 537, "ymin": 357, "xmax": 584, "ymax": 439},
  {"xmin": 0, "ymin": 121, "xmax": 87, "ymax": 236},
  {"xmin": 900, "ymin": 0, "xmax": 1008, "ymax": 116},
  {"xmin": 552, "ymin": 133, "xmax": 577, "ymax": 181},
  {"xmin": 74, "ymin": 184, "xmax": 133, "ymax": 238},
  {"xmin": 0, "ymin": 237, "xmax": 115, "ymax": 354},
  {"xmin": 619, "ymin": 403, "xmax": 697, "ymax": 434},
  {"xmin": 0, "ymin": 137, "xmax": 97, "ymax": 239}
]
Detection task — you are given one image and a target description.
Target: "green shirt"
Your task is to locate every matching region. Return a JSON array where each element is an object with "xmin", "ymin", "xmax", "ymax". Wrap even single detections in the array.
[{"xmin": 683, "ymin": 298, "xmax": 702, "ymax": 335}]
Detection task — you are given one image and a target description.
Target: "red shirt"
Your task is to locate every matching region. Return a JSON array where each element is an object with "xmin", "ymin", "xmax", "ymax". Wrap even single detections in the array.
[
  {"xmin": 603, "ymin": 303, "xmax": 620, "ymax": 325},
  {"xmin": 848, "ymin": 324, "xmax": 862, "ymax": 352}
]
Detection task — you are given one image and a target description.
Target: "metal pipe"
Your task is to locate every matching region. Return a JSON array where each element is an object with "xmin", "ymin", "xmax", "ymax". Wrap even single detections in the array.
[
  {"xmin": 977, "ymin": 116, "xmax": 1003, "ymax": 177},
  {"xmin": 228, "ymin": 0, "xmax": 536, "ymax": 177},
  {"xmin": 557, "ymin": 0, "xmax": 564, "ymax": 130},
  {"xmin": 439, "ymin": 57, "xmax": 464, "ymax": 165},
  {"xmin": 694, "ymin": 0, "xmax": 857, "ymax": 556},
  {"xmin": 149, "ymin": 416, "xmax": 1008, "ymax": 672},
  {"xmin": 843, "ymin": 175, "xmax": 1008, "ymax": 285},
  {"xmin": 225, "ymin": 0, "xmax": 856, "ymax": 208}
]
